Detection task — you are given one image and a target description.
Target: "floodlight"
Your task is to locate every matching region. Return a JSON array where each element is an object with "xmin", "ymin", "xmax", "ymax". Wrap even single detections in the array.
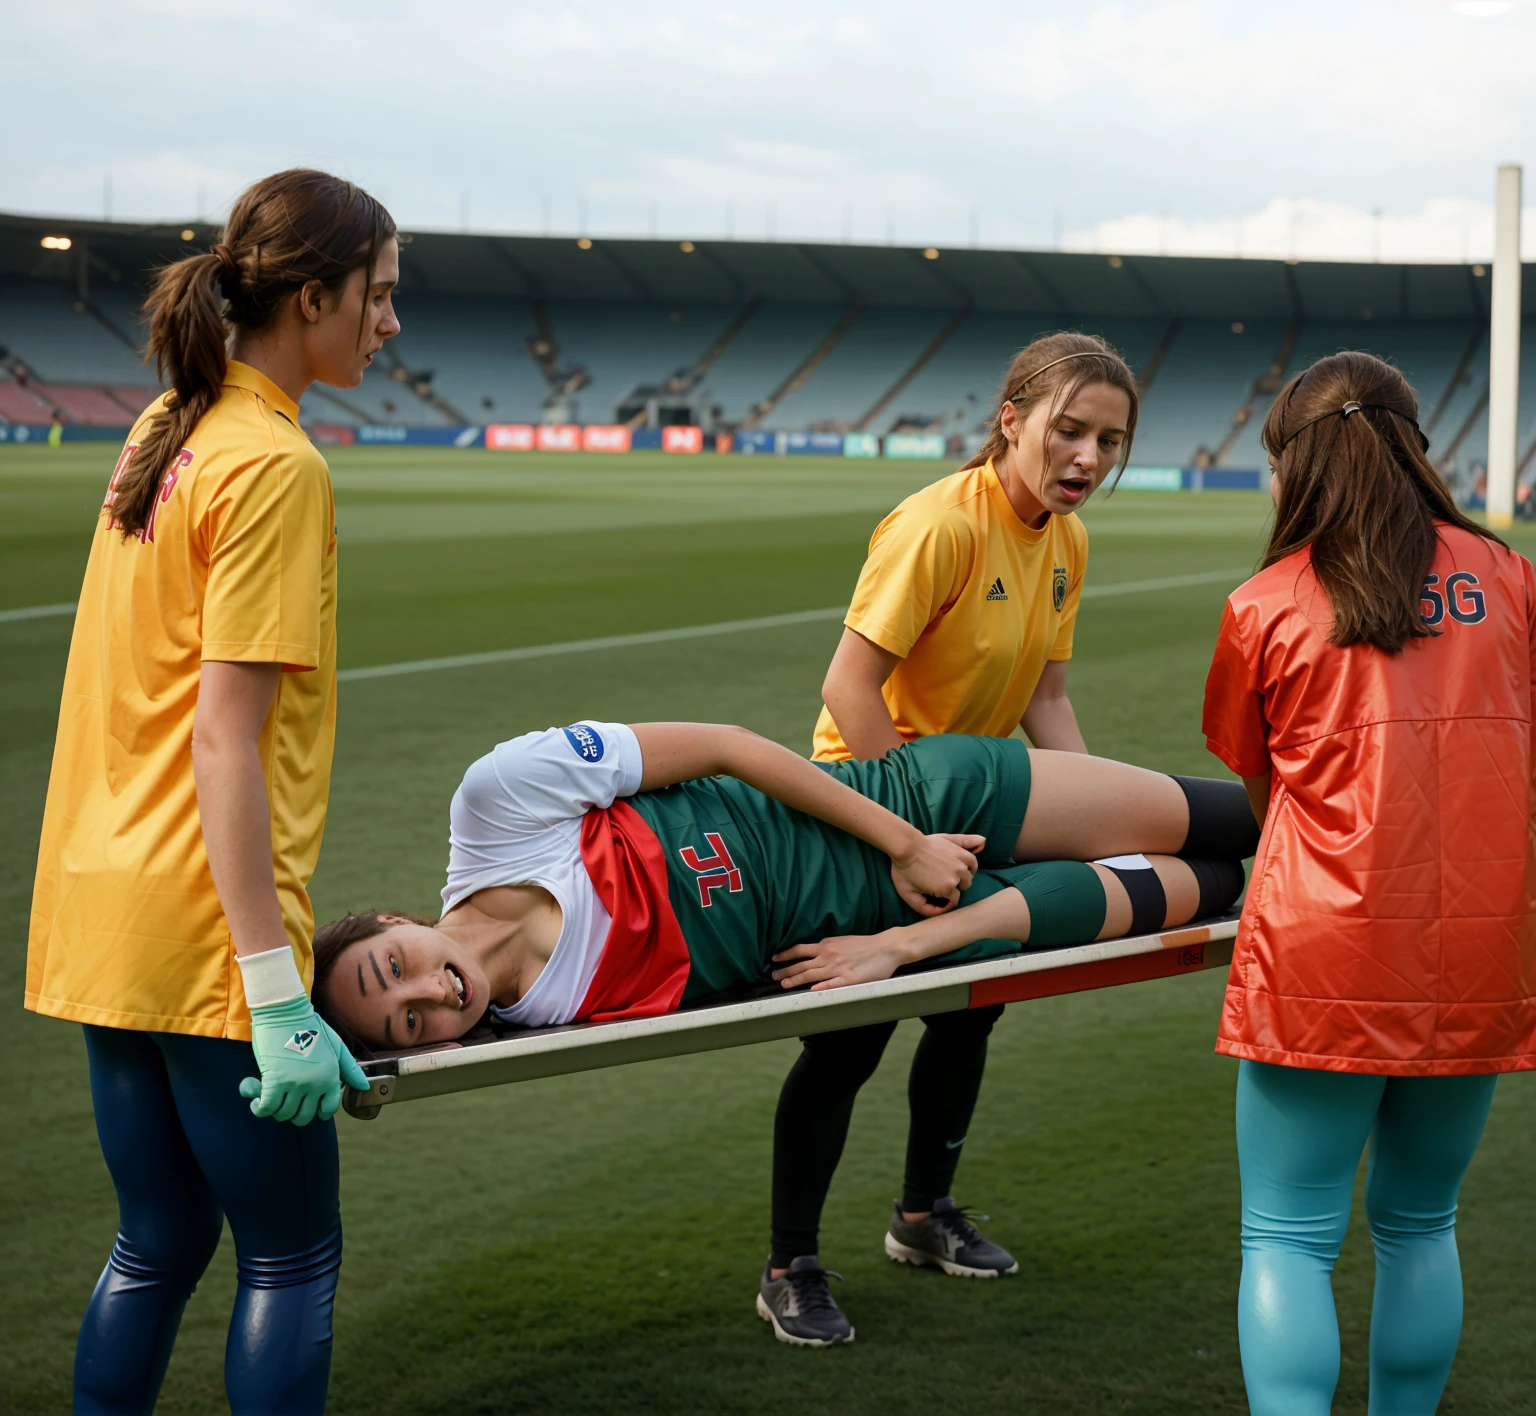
[
  {"xmin": 40, "ymin": 235, "xmax": 72, "ymax": 251},
  {"xmin": 576, "ymin": 237, "xmax": 593, "ymax": 250},
  {"xmin": 923, "ymin": 247, "xmax": 939, "ymax": 260},
  {"xmin": 180, "ymin": 228, "xmax": 195, "ymax": 241},
  {"xmin": 679, "ymin": 240, "xmax": 695, "ymax": 253}
]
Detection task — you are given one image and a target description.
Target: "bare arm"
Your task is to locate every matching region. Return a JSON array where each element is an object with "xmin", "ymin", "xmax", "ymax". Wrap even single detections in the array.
[
  {"xmin": 631, "ymin": 721, "xmax": 981, "ymax": 914},
  {"xmin": 1020, "ymin": 658, "xmax": 1088, "ymax": 754},
  {"xmin": 191, "ymin": 661, "xmax": 288, "ymax": 959},
  {"xmin": 773, "ymin": 885, "xmax": 1033, "ymax": 990},
  {"xmin": 820, "ymin": 627, "xmax": 906, "ymax": 760},
  {"xmin": 1241, "ymin": 773, "xmax": 1272, "ymax": 828}
]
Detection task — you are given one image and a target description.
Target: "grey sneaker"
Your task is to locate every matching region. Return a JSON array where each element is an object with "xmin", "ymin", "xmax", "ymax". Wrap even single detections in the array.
[
  {"xmin": 756, "ymin": 1255, "xmax": 855, "ymax": 1346},
  {"xmin": 884, "ymin": 1197, "xmax": 1019, "ymax": 1278}
]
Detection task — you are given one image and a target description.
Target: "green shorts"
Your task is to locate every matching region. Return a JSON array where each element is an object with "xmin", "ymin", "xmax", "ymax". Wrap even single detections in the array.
[{"xmin": 629, "ymin": 735, "xmax": 1089, "ymax": 1001}]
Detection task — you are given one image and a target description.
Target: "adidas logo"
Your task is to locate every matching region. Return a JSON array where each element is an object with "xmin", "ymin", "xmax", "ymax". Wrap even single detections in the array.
[{"xmin": 985, "ymin": 577, "xmax": 1008, "ymax": 601}]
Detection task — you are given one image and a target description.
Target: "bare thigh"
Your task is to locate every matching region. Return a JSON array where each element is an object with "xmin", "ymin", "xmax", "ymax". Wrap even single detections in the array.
[
  {"xmin": 1014, "ymin": 750, "xmax": 1189, "ymax": 862},
  {"xmin": 1090, "ymin": 856, "xmax": 1201, "ymax": 940}
]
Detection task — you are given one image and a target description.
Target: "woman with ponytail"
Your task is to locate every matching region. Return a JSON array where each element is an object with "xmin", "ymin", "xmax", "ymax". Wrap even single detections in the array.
[
  {"xmin": 27, "ymin": 169, "xmax": 398, "ymax": 1413},
  {"xmin": 1202, "ymin": 351, "xmax": 1536, "ymax": 1414},
  {"xmin": 758, "ymin": 332, "xmax": 1164, "ymax": 1345}
]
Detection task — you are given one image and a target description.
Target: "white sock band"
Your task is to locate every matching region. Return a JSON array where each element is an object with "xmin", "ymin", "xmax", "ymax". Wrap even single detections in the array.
[{"xmin": 235, "ymin": 945, "xmax": 307, "ymax": 1009}]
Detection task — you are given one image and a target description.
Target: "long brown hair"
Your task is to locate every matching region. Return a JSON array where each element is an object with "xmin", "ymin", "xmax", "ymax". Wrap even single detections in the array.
[
  {"xmin": 1260, "ymin": 351, "xmax": 1503, "ymax": 654},
  {"xmin": 114, "ymin": 169, "xmax": 395, "ymax": 538},
  {"xmin": 962, "ymin": 331, "xmax": 1139, "ymax": 482},
  {"xmin": 311, "ymin": 908, "xmax": 435, "ymax": 1058}
]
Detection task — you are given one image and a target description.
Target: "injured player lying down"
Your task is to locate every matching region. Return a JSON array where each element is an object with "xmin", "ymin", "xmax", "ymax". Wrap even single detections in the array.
[{"xmin": 312, "ymin": 721, "xmax": 1258, "ymax": 1053}]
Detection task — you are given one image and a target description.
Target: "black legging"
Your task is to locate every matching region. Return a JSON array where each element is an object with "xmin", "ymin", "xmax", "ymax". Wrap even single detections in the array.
[{"xmin": 770, "ymin": 1004, "xmax": 1005, "ymax": 1266}]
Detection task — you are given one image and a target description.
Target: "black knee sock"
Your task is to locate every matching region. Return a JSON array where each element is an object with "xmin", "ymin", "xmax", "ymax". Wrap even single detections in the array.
[
  {"xmin": 770, "ymin": 1021, "xmax": 896, "ymax": 1267},
  {"xmin": 901, "ymin": 1005, "xmax": 1004, "ymax": 1214},
  {"xmin": 1171, "ymin": 774, "xmax": 1261, "ymax": 860}
]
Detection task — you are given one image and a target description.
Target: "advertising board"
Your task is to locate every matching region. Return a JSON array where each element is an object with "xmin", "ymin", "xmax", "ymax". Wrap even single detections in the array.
[
  {"xmin": 535, "ymin": 424, "xmax": 582, "ymax": 452},
  {"xmin": 785, "ymin": 431, "xmax": 845, "ymax": 455},
  {"xmin": 486, "ymin": 424, "xmax": 535, "ymax": 451},
  {"xmin": 734, "ymin": 430, "xmax": 781, "ymax": 454},
  {"xmin": 842, "ymin": 433, "xmax": 880, "ymax": 458},
  {"xmin": 883, "ymin": 432, "xmax": 946, "ymax": 459},
  {"xmin": 582, "ymin": 425, "xmax": 633, "ymax": 453},
  {"xmin": 662, "ymin": 425, "xmax": 704, "ymax": 454},
  {"xmin": 1115, "ymin": 466, "xmax": 1183, "ymax": 491},
  {"xmin": 357, "ymin": 425, "xmax": 484, "ymax": 446}
]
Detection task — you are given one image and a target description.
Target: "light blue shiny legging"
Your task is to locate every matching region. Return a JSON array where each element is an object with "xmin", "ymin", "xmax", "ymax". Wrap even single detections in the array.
[{"xmin": 1236, "ymin": 1060, "xmax": 1497, "ymax": 1416}]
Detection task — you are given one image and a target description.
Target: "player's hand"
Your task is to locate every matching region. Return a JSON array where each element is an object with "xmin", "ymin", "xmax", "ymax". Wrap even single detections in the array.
[
  {"xmin": 772, "ymin": 930, "xmax": 911, "ymax": 991},
  {"xmin": 240, "ymin": 996, "xmax": 371, "ymax": 1126},
  {"xmin": 889, "ymin": 832, "xmax": 984, "ymax": 916}
]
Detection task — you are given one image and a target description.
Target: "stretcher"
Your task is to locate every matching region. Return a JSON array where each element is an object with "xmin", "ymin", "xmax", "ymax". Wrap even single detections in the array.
[{"xmin": 342, "ymin": 914, "xmax": 1239, "ymax": 1120}]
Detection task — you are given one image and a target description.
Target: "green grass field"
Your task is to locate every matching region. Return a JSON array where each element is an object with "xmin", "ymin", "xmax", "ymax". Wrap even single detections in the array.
[{"xmin": 4, "ymin": 446, "xmax": 1534, "ymax": 1415}]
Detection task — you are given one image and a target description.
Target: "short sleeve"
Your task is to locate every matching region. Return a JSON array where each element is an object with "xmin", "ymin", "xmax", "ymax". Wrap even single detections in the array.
[
  {"xmin": 1049, "ymin": 524, "xmax": 1089, "ymax": 662},
  {"xmin": 843, "ymin": 506, "xmax": 966, "ymax": 657},
  {"xmin": 202, "ymin": 450, "xmax": 331, "ymax": 670},
  {"xmin": 455, "ymin": 722, "xmax": 644, "ymax": 839},
  {"xmin": 1202, "ymin": 601, "xmax": 1271, "ymax": 776}
]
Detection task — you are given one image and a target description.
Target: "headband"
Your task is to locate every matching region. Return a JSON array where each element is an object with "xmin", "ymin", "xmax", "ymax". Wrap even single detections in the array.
[
  {"xmin": 1280, "ymin": 399, "xmax": 1430, "ymax": 452},
  {"xmin": 1011, "ymin": 349, "xmax": 1115, "ymax": 394}
]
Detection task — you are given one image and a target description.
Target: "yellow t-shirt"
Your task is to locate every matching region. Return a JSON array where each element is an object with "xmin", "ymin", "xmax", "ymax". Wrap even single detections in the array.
[
  {"xmin": 26, "ymin": 362, "xmax": 338, "ymax": 1040},
  {"xmin": 812, "ymin": 458, "xmax": 1087, "ymax": 762}
]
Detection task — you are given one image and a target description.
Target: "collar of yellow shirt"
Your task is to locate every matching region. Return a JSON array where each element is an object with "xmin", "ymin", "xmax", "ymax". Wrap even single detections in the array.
[{"xmin": 222, "ymin": 359, "xmax": 302, "ymax": 427}]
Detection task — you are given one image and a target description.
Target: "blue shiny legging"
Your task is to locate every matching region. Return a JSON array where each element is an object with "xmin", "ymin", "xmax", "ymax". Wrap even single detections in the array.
[
  {"xmin": 76, "ymin": 1025, "xmax": 342, "ymax": 1415},
  {"xmin": 1236, "ymin": 1059, "xmax": 1497, "ymax": 1416}
]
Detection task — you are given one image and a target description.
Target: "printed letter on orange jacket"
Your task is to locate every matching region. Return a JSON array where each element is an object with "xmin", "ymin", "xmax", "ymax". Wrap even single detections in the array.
[{"xmin": 1203, "ymin": 524, "xmax": 1536, "ymax": 1075}]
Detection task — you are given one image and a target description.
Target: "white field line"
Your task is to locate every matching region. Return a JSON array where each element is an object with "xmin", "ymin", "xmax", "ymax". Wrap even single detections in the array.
[
  {"xmin": 0, "ymin": 601, "xmax": 76, "ymax": 623},
  {"xmin": 336, "ymin": 566, "xmax": 1251, "ymax": 684}
]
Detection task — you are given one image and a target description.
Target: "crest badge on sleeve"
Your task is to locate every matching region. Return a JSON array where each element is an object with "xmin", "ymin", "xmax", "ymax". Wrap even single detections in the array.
[{"xmin": 1052, "ymin": 566, "xmax": 1068, "ymax": 613}]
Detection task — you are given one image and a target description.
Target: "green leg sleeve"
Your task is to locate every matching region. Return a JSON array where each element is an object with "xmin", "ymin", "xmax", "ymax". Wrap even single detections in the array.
[{"xmin": 998, "ymin": 859, "xmax": 1107, "ymax": 949}]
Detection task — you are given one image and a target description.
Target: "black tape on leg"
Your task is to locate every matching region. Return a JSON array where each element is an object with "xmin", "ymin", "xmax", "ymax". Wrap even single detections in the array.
[
  {"xmin": 1171, "ymin": 775, "xmax": 1261, "ymax": 860},
  {"xmin": 1098, "ymin": 857, "xmax": 1167, "ymax": 936},
  {"xmin": 1187, "ymin": 858, "xmax": 1245, "ymax": 918}
]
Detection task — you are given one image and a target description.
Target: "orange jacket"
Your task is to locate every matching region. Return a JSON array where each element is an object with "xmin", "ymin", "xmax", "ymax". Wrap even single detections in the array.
[{"xmin": 1203, "ymin": 524, "xmax": 1536, "ymax": 1075}]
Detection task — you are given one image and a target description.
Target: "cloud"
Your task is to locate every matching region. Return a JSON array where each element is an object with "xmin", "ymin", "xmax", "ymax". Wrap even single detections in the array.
[
  {"xmin": 3, "ymin": 0, "xmax": 1536, "ymax": 252},
  {"xmin": 1063, "ymin": 195, "xmax": 1533, "ymax": 263}
]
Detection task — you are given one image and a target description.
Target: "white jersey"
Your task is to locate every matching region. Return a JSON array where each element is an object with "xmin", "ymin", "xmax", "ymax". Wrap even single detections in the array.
[{"xmin": 442, "ymin": 721, "xmax": 644, "ymax": 1028}]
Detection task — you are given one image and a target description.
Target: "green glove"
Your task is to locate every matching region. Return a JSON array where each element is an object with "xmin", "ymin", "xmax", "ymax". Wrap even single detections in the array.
[{"xmin": 236, "ymin": 946, "xmax": 370, "ymax": 1126}]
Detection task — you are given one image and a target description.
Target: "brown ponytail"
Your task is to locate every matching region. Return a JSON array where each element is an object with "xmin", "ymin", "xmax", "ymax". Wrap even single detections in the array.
[
  {"xmin": 113, "ymin": 169, "xmax": 395, "ymax": 538},
  {"xmin": 962, "ymin": 330, "xmax": 1139, "ymax": 481},
  {"xmin": 1260, "ymin": 350, "xmax": 1504, "ymax": 653}
]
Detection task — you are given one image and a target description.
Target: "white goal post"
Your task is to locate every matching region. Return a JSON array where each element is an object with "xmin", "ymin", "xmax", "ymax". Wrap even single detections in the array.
[{"xmin": 1487, "ymin": 162, "xmax": 1522, "ymax": 531}]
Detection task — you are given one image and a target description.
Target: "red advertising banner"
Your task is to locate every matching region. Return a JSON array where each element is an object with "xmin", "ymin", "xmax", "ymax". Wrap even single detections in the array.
[
  {"xmin": 582, "ymin": 424, "xmax": 633, "ymax": 453},
  {"xmin": 486, "ymin": 423, "xmax": 535, "ymax": 451},
  {"xmin": 536, "ymin": 424, "xmax": 582, "ymax": 452},
  {"xmin": 662, "ymin": 425, "xmax": 704, "ymax": 454},
  {"xmin": 310, "ymin": 424, "xmax": 356, "ymax": 446}
]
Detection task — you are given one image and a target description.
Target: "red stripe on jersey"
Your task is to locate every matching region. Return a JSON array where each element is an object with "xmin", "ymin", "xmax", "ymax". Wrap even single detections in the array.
[{"xmin": 576, "ymin": 801, "xmax": 692, "ymax": 1023}]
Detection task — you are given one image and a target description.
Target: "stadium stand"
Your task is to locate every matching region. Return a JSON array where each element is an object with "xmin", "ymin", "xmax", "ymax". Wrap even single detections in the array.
[{"xmin": 1, "ymin": 210, "xmax": 1530, "ymax": 489}]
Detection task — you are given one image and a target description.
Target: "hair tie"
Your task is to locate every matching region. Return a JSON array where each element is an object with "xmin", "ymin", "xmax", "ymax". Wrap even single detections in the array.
[{"xmin": 1280, "ymin": 399, "xmax": 1429, "ymax": 453}]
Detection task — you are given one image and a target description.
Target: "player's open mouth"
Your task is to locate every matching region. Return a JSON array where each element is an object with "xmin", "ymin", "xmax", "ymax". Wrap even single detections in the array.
[
  {"xmin": 1057, "ymin": 476, "xmax": 1090, "ymax": 502},
  {"xmin": 447, "ymin": 963, "xmax": 471, "ymax": 1010}
]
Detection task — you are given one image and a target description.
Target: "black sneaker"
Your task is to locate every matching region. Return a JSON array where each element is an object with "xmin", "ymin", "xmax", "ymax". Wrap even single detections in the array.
[
  {"xmin": 884, "ymin": 1197, "xmax": 1019, "ymax": 1278},
  {"xmin": 756, "ymin": 1255, "xmax": 855, "ymax": 1346}
]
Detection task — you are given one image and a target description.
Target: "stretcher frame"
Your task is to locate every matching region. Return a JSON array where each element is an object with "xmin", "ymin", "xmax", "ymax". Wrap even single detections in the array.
[{"xmin": 342, "ymin": 914, "xmax": 1238, "ymax": 1119}]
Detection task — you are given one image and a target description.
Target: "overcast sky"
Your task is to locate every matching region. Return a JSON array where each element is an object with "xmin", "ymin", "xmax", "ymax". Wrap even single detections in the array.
[{"xmin": 8, "ymin": 0, "xmax": 1536, "ymax": 261}]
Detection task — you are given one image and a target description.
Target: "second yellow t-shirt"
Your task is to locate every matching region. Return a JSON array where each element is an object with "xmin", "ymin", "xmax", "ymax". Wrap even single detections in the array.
[{"xmin": 812, "ymin": 458, "xmax": 1087, "ymax": 762}]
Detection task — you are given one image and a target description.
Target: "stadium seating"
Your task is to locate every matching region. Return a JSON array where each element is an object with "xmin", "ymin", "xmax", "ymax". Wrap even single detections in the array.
[{"xmin": 2, "ymin": 214, "xmax": 1530, "ymax": 485}]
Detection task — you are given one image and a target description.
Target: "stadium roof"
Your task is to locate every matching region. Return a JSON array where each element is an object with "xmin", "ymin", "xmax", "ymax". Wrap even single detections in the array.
[{"xmin": 0, "ymin": 209, "xmax": 1506, "ymax": 322}]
